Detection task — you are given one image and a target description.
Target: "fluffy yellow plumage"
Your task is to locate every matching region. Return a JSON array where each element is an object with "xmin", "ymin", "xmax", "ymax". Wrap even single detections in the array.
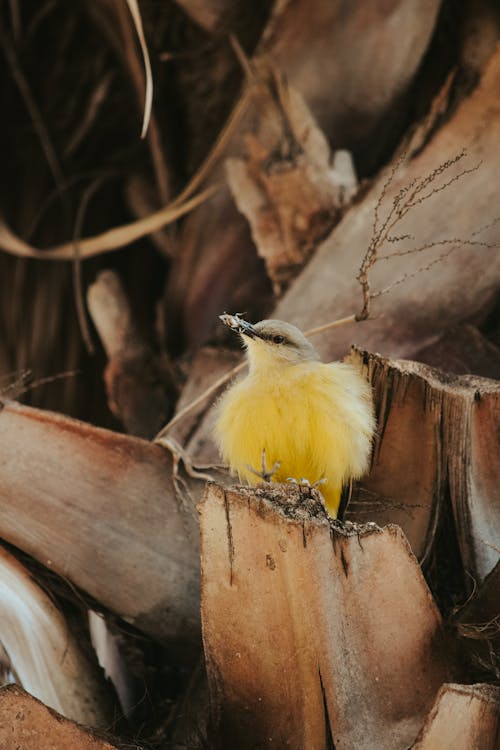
[{"xmin": 214, "ymin": 316, "xmax": 375, "ymax": 517}]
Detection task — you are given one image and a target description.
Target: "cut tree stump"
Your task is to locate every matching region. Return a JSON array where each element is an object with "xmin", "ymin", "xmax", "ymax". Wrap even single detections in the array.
[
  {"xmin": 410, "ymin": 683, "xmax": 500, "ymax": 750},
  {"xmin": 0, "ymin": 685, "xmax": 122, "ymax": 750},
  {"xmin": 347, "ymin": 350, "xmax": 500, "ymax": 584},
  {"xmin": 200, "ymin": 483, "xmax": 457, "ymax": 750},
  {"xmin": 0, "ymin": 399, "xmax": 199, "ymax": 650}
]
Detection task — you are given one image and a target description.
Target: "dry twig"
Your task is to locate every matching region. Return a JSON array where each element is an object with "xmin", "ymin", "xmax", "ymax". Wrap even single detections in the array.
[
  {"xmin": 124, "ymin": 0, "xmax": 152, "ymax": 139},
  {"xmin": 355, "ymin": 149, "xmax": 498, "ymax": 319}
]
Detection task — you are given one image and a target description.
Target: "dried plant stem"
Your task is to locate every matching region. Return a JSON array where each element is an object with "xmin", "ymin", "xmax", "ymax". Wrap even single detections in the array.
[
  {"xmin": 0, "ymin": 369, "xmax": 79, "ymax": 401},
  {"xmin": 173, "ymin": 85, "xmax": 252, "ymax": 206},
  {"xmin": 124, "ymin": 0, "xmax": 152, "ymax": 139},
  {"xmin": 0, "ymin": 182, "xmax": 219, "ymax": 260},
  {"xmin": 356, "ymin": 149, "xmax": 485, "ymax": 319},
  {"xmin": 305, "ymin": 315, "xmax": 357, "ymax": 336},
  {"xmin": 118, "ymin": 0, "xmax": 169, "ymax": 202},
  {"xmin": 155, "ymin": 361, "xmax": 246, "ymax": 440},
  {"xmin": 0, "ymin": 73, "xmax": 253, "ymax": 262}
]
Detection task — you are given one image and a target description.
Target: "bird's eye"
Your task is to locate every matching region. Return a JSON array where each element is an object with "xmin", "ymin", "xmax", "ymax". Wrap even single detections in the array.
[{"xmin": 273, "ymin": 335, "xmax": 285, "ymax": 344}]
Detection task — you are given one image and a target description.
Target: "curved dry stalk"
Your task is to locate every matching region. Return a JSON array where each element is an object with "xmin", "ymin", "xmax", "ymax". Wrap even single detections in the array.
[
  {"xmin": 305, "ymin": 314, "xmax": 358, "ymax": 336},
  {"xmin": 0, "ymin": 69, "xmax": 252, "ymax": 263},
  {"xmin": 124, "ymin": 0, "xmax": 152, "ymax": 139},
  {"xmin": 155, "ymin": 361, "xmax": 246, "ymax": 440},
  {"xmin": 0, "ymin": 182, "xmax": 219, "ymax": 261}
]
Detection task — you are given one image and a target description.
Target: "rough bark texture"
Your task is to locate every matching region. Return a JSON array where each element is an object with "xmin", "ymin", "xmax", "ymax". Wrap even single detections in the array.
[
  {"xmin": 226, "ymin": 83, "xmax": 355, "ymax": 292},
  {"xmin": 167, "ymin": 0, "xmax": 443, "ymax": 348},
  {"xmin": 0, "ymin": 685, "xmax": 120, "ymax": 750},
  {"xmin": 275, "ymin": 47, "xmax": 500, "ymax": 362},
  {"xmin": 347, "ymin": 350, "xmax": 500, "ymax": 584},
  {"xmin": 0, "ymin": 399, "xmax": 199, "ymax": 650},
  {"xmin": 200, "ymin": 482, "xmax": 457, "ymax": 750},
  {"xmin": 410, "ymin": 683, "xmax": 500, "ymax": 750}
]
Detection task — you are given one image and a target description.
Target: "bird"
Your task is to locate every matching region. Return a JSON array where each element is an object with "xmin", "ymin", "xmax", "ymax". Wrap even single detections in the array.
[{"xmin": 214, "ymin": 314, "xmax": 375, "ymax": 517}]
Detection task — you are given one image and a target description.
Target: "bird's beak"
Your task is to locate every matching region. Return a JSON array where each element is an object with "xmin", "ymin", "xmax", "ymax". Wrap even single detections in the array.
[{"xmin": 219, "ymin": 314, "xmax": 260, "ymax": 339}]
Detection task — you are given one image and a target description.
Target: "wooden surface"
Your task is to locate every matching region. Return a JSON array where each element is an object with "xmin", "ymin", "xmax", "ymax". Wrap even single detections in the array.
[
  {"xmin": 0, "ymin": 686, "xmax": 120, "ymax": 750},
  {"xmin": 201, "ymin": 483, "xmax": 456, "ymax": 749},
  {"xmin": 411, "ymin": 683, "xmax": 500, "ymax": 750},
  {"xmin": 0, "ymin": 399, "xmax": 200, "ymax": 649},
  {"xmin": 348, "ymin": 350, "xmax": 500, "ymax": 584}
]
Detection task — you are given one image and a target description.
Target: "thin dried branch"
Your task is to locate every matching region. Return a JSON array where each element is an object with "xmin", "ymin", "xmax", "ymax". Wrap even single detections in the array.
[
  {"xmin": 355, "ymin": 149, "xmax": 489, "ymax": 321},
  {"xmin": 404, "ymin": 161, "xmax": 482, "ymax": 210},
  {"xmin": 124, "ymin": 0, "xmax": 152, "ymax": 139},
  {"xmin": 117, "ymin": 0, "xmax": 169, "ymax": 204},
  {"xmin": 371, "ymin": 247, "xmax": 456, "ymax": 300},
  {"xmin": 64, "ymin": 71, "xmax": 114, "ymax": 157},
  {"xmin": 0, "ymin": 182, "xmax": 219, "ymax": 260},
  {"xmin": 378, "ymin": 236, "xmax": 499, "ymax": 261},
  {"xmin": 304, "ymin": 315, "xmax": 357, "ymax": 337},
  {"xmin": 155, "ymin": 361, "xmax": 246, "ymax": 440},
  {"xmin": 12, "ymin": 370, "xmax": 79, "ymax": 400}
]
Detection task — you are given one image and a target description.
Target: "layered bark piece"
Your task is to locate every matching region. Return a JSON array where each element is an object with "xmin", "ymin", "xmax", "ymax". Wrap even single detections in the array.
[
  {"xmin": 0, "ymin": 399, "xmax": 199, "ymax": 648},
  {"xmin": 200, "ymin": 483, "xmax": 456, "ymax": 749},
  {"xmin": 167, "ymin": 0, "xmax": 443, "ymax": 347},
  {"xmin": 0, "ymin": 546, "xmax": 112, "ymax": 727},
  {"xmin": 226, "ymin": 80, "xmax": 356, "ymax": 292},
  {"xmin": 347, "ymin": 350, "xmax": 500, "ymax": 583}
]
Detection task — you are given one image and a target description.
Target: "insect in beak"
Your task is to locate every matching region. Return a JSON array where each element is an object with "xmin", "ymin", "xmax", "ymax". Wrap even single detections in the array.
[{"xmin": 219, "ymin": 313, "xmax": 260, "ymax": 339}]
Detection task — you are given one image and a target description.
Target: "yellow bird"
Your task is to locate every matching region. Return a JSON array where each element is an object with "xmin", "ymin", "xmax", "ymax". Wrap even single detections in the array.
[{"xmin": 214, "ymin": 315, "xmax": 375, "ymax": 517}]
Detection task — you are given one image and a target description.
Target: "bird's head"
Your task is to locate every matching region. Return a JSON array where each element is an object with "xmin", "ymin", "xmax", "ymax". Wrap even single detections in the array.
[{"xmin": 220, "ymin": 314, "xmax": 319, "ymax": 371}]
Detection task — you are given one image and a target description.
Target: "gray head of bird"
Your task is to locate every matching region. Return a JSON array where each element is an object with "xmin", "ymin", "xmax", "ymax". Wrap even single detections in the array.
[{"xmin": 220, "ymin": 314, "xmax": 319, "ymax": 370}]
